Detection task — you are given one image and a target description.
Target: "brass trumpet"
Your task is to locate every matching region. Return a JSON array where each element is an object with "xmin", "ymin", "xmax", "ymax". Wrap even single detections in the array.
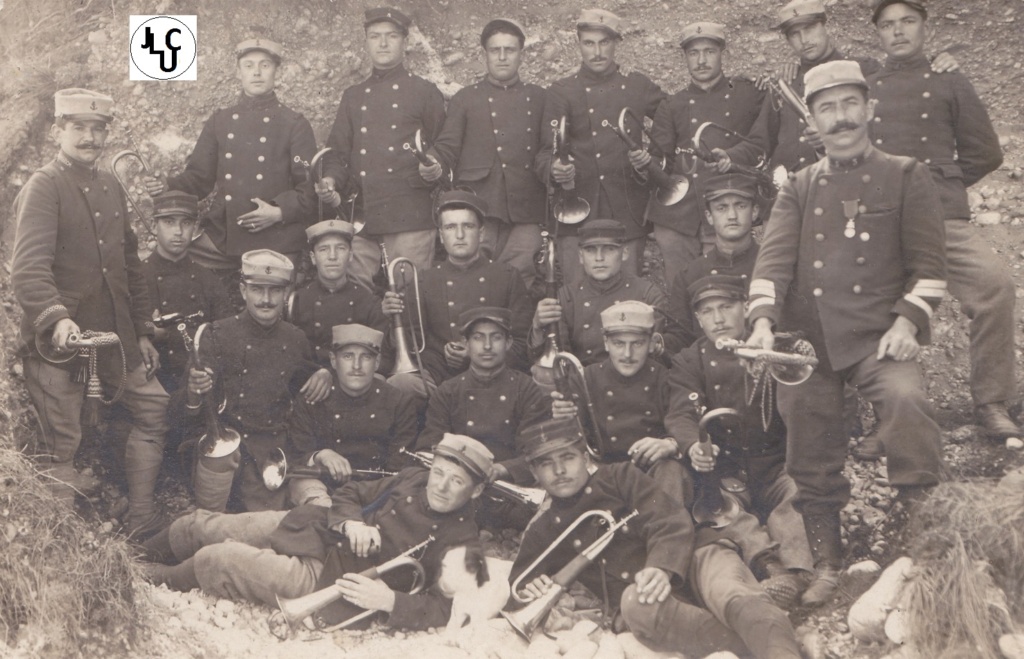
[
  {"xmin": 766, "ymin": 76, "xmax": 824, "ymax": 163},
  {"xmin": 530, "ymin": 231, "xmax": 562, "ymax": 388},
  {"xmin": 181, "ymin": 323, "xmax": 242, "ymax": 458},
  {"xmin": 503, "ymin": 509, "xmax": 639, "ymax": 639},
  {"xmin": 551, "ymin": 116, "xmax": 590, "ymax": 224},
  {"xmin": 384, "ymin": 249, "xmax": 429, "ymax": 393},
  {"xmin": 270, "ymin": 536, "xmax": 433, "ymax": 638},
  {"xmin": 400, "ymin": 448, "xmax": 546, "ymax": 509},
  {"xmin": 294, "ymin": 146, "xmax": 335, "ymax": 224},
  {"xmin": 261, "ymin": 447, "xmax": 394, "ymax": 491},
  {"xmin": 111, "ymin": 149, "xmax": 156, "ymax": 235},
  {"xmin": 602, "ymin": 108, "xmax": 690, "ymax": 206},
  {"xmin": 403, "ymin": 128, "xmax": 452, "ymax": 191},
  {"xmin": 715, "ymin": 337, "xmax": 818, "ymax": 386},
  {"xmin": 551, "ymin": 351, "xmax": 605, "ymax": 460},
  {"xmin": 685, "ymin": 121, "xmax": 779, "ymax": 200}
]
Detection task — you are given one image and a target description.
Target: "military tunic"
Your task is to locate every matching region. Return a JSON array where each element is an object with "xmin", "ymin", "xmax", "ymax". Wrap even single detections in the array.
[
  {"xmin": 166, "ymin": 92, "xmax": 318, "ymax": 256},
  {"xmin": 529, "ymin": 272, "xmax": 666, "ymax": 366},
  {"xmin": 584, "ymin": 360, "xmax": 674, "ymax": 461},
  {"xmin": 288, "ymin": 381, "xmax": 418, "ymax": 473},
  {"xmin": 535, "ymin": 65, "xmax": 666, "ymax": 239},
  {"xmin": 418, "ymin": 366, "xmax": 550, "ymax": 483},
  {"xmin": 288, "ymin": 277, "xmax": 391, "ymax": 371},
  {"xmin": 270, "ymin": 467, "xmax": 478, "ymax": 630},
  {"xmin": 142, "ymin": 253, "xmax": 233, "ymax": 391},
  {"xmin": 663, "ymin": 243, "xmax": 758, "ymax": 354},
  {"xmin": 322, "ymin": 65, "xmax": 446, "ymax": 235},
  {"xmin": 432, "ymin": 78, "xmax": 547, "ymax": 225}
]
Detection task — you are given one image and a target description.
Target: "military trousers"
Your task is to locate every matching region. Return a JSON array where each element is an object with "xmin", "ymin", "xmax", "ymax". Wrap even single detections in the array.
[
  {"xmin": 349, "ymin": 229, "xmax": 436, "ymax": 291},
  {"xmin": 778, "ymin": 351, "xmax": 942, "ymax": 517}
]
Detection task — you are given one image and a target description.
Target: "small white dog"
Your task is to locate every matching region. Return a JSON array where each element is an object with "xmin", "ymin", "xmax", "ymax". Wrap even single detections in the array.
[{"xmin": 437, "ymin": 543, "xmax": 512, "ymax": 634}]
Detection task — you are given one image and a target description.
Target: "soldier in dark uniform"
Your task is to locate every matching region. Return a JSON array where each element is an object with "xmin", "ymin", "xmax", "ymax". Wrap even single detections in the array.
[
  {"xmin": 12, "ymin": 88, "xmax": 170, "ymax": 536},
  {"xmin": 143, "ymin": 191, "xmax": 233, "ymax": 392},
  {"xmin": 141, "ymin": 434, "xmax": 492, "ymax": 632},
  {"xmin": 746, "ymin": 61, "xmax": 948, "ymax": 607},
  {"xmin": 287, "ymin": 219, "xmax": 391, "ymax": 372},
  {"xmin": 182, "ymin": 250, "xmax": 331, "ymax": 513},
  {"xmin": 286, "ymin": 324, "xmax": 418, "ymax": 507},
  {"xmin": 530, "ymin": 219, "xmax": 665, "ymax": 367},
  {"xmin": 868, "ymin": 0, "xmax": 1018, "ymax": 440},
  {"xmin": 317, "ymin": 8, "xmax": 446, "ymax": 290},
  {"xmin": 665, "ymin": 276, "xmax": 813, "ymax": 607},
  {"xmin": 427, "ymin": 18, "xmax": 546, "ymax": 289},
  {"xmin": 419, "ymin": 307, "xmax": 549, "ymax": 486},
  {"xmin": 536, "ymin": 8, "xmax": 666, "ymax": 286},
  {"xmin": 509, "ymin": 417, "xmax": 801, "ymax": 658},
  {"xmin": 646, "ymin": 22, "xmax": 767, "ymax": 280},
  {"xmin": 663, "ymin": 173, "xmax": 760, "ymax": 353},
  {"xmin": 144, "ymin": 38, "xmax": 317, "ymax": 291},
  {"xmin": 382, "ymin": 191, "xmax": 532, "ymax": 392}
]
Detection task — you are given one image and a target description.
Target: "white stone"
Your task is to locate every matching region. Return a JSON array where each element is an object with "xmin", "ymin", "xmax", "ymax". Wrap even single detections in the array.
[
  {"xmin": 1006, "ymin": 437, "xmax": 1024, "ymax": 450},
  {"xmin": 1000, "ymin": 633, "xmax": 1024, "ymax": 659},
  {"xmin": 977, "ymin": 211, "xmax": 1004, "ymax": 226},
  {"xmin": 847, "ymin": 560, "xmax": 882, "ymax": 576}
]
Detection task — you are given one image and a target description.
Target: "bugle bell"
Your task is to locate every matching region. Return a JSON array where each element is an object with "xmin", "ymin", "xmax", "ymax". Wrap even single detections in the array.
[
  {"xmin": 715, "ymin": 337, "xmax": 818, "ymax": 386},
  {"xmin": 384, "ymin": 251, "xmax": 428, "ymax": 388},
  {"xmin": 551, "ymin": 351, "xmax": 605, "ymax": 459},
  {"xmin": 551, "ymin": 116, "xmax": 590, "ymax": 224},
  {"xmin": 261, "ymin": 447, "xmax": 394, "ymax": 491},
  {"xmin": 602, "ymin": 107, "xmax": 689, "ymax": 206},
  {"xmin": 690, "ymin": 400, "xmax": 743, "ymax": 529},
  {"xmin": 183, "ymin": 323, "xmax": 242, "ymax": 458}
]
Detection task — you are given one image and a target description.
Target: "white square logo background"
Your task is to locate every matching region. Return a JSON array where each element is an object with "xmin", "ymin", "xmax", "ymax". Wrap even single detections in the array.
[{"xmin": 129, "ymin": 15, "xmax": 198, "ymax": 81}]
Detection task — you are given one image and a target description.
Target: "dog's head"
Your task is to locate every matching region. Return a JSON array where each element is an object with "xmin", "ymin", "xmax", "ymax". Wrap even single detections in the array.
[{"xmin": 437, "ymin": 543, "xmax": 491, "ymax": 597}]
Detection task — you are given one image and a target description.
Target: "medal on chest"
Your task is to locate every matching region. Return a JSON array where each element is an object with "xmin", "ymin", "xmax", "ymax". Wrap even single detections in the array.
[{"xmin": 842, "ymin": 199, "xmax": 864, "ymax": 240}]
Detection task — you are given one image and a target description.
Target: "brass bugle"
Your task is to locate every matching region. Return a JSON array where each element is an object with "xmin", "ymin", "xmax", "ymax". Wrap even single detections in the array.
[
  {"xmin": 551, "ymin": 117, "xmax": 590, "ymax": 224},
  {"xmin": 691, "ymin": 122, "xmax": 777, "ymax": 199},
  {"xmin": 715, "ymin": 338, "xmax": 817, "ymax": 386},
  {"xmin": 551, "ymin": 351, "xmax": 605, "ymax": 460},
  {"xmin": 35, "ymin": 328, "xmax": 121, "ymax": 365},
  {"xmin": 690, "ymin": 401, "xmax": 743, "ymax": 530},
  {"xmin": 153, "ymin": 310, "xmax": 205, "ymax": 329},
  {"xmin": 270, "ymin": 536, "xmax": 433, "ymax": 638},
  {"xmin": 602, "ymin": 108, "xmax": 689, "ymax": 206},
  {"xmin": 261, "ymin": 447, "xmax": 394, "ymax": 491},
  {"xmin": 502, "ymin": 510, "xmax": 639, "ymax": 639},
  {"xmin": 111, "ymin": 149, "xmax": 156, "ymax": 234},
  {"xmin": 400, "ymin": 448, "xmax": 546, "ymax": 509},
  {"xmin": 384, "ymin": 253, "xmax": 428, "ymax": 380},
  {"xmin": 531, "ymin": 232, "xmax": 561, "ymax": 388},
  {"xmin": 181, "ymin": 323, "xmax": 242, "ymax": 458}
]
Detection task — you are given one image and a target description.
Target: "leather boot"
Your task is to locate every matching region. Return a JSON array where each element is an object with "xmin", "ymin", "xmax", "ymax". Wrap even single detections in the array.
[
  {"xmin": 976, "ymin": 402, "xmax": 1021, "ymax": 440},
  {"xmin": 143, "ymin": 558, "xmax": 200, "ymax": 592},
  {"xmin": 125, "ymin": 439, "xmax": 164, "ymax": 538},
  {"xmin": 852, "ymin": 433, "xmax": 885, "ymax": 462},
  {"xmin": 723, "ymin": 595, "xmax": 802, "ymax": 659},
  {"xmin": 140, "ymin": 527, "xmax": 177, "ymax": 565},
  {"xmin": 42, "ymin": 463, "xmax": 101, "ymax": 503},
  {"xmin": 801, "ymin": 512, "xmax": 843, "ymax": 608},
  {"xmin": 751, "ymin": 551, "xmax": 807, "ymax": 611},
  {"xmin": 193, "ymin": 451, "xmax": 240, "ymax": 512}
]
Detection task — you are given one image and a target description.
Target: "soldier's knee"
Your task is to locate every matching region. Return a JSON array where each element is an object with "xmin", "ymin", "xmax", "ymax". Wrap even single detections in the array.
[{"xmin": 620, "ymin": 584, "xmax": 653, "ymax": 636}]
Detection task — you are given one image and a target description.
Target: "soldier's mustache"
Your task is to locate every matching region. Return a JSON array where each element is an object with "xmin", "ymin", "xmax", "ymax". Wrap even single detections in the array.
[{"xmin": 828, "ymin": 121, "xmax": 860, "ymax": 134}]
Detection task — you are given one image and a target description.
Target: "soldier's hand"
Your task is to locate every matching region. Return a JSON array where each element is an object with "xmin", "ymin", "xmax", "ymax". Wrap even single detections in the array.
[
  {"xmin": 802, "ymin": 125, "xmax": 823, "ymax": 151},
  {"xmin": 628, "ymin": 149, "xmax": 652, "ymax": 171},
  {"xmin": 629, "ymin": 437, "xmax": 678, "ymax": 469},
  {"xmin": 746, "ymin": 318, "xmax": 776, "ymax": 352},
  {"xmin": 138, "ymin": 336, "xmax": 160, "ymax": 380},
  {"xmin": 315, "ymin": 177, "xmax": 342, "ymax": 208},
  {"xmin": 314, "ymin": 449, "xmax": 353, "ymax": 482},
  {"xmin": 51, "ymin": 318, "xmax": 81, "ymax": 352},
  {"xmin": 634, "ymin": 567, "xmax": 671, "ymax": 604},
  {"xmin": 687, "ymin": 441, "xmax": 719, "ymax": 473},
  {"xmin": 550, "ymin": 391, "xmax": 579, "ymax": 420},
  {"xmin": 345, "ymin": 521, "xmax": 382, "ymax": 558},
  {"xmin": 489, "ymin": 463, "xmax": 511, "ymax": 483},
  {"xmin": 188, "ymin": 367, "xmax": 214, "ymax": 396},
  {"xmin": 521, "ymin": 574, "xmax": 554, "ymax": 602},
  {"xmin": 930, "ymin": 51, "xmax": 959, "ymax": 73},
  {"xmin": 532, "ymin": 298, "xmax": 563, "ymax": 330},
  {"xmin": 710, "ymin": 148, "xmax": 732, "ymax": 174},
  {"xmin": 381, "ymin": 291, "xmax": 405, "ymax": 316},
  {"xmin": 444, "ymin": 340, "xmax": 468, "ymax": 370},
  {"xmin": 337, "ymin": 572, "xmax": 396, "ymax": 613},
  {"xmin": 237, "ymin": 198, "xmax": 283, "ymax": 232},
  {"xmin": 877, "ymin": 316, "xmax": 920, "ymax": 362},
  {"xmin": 780, "ymin": 61, "xmax": 798, "ymax": 84},
  {"xmin": 419, "ymin": 155, "xmax": 444, "ymax": 182},
  {"xmin": 551, "ymin": 158, "xmax": 575, "ymax": 186},
  {"xmin": 301, "ymin": 368, "xmax": 333, "ymax": 404},
  {"xmin": 142, "ymin": 176, "xmax": 166, "ymax": 196}
]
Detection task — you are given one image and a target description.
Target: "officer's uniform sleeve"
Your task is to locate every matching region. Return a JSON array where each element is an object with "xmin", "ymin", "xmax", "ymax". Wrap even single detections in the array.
[
  {"xmin": 615, "ymin": 464, "xmax": 695, "ymax": 584},
  {"xmin": 12, "ymin": 173, "xmax": 72, "ymax": 333},
  {"xmin": 664, "ymin": 347, "xmax": 705, "ymax": 455},
  {"xmin": 271, "ymin": 115, "xmax": 317, "ymax": 225},
  {"xmin": 950, "ymin": 73, "xmax": 1003, "ymax": 187},
  {"xmin": 747, "ymin": 177, "xmax": 802, "ymax": 328},
  {"xmin": 891, "ymin": 161, "xmax": 947, "ymax": 340},
  {"xmin": 166, "ymin": 114, "xmax": 220, "ymax": 199}
]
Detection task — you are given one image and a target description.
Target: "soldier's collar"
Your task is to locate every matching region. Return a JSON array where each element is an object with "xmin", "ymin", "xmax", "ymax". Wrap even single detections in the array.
[
  {"xmin": 578, "ymin": 62, "xmax": 621, "ymax": 82},
  {"xmin": 150, "ymin": 251, "xmax": 192, "ymax": 269},
  {"xmin": 687, "ymin": 73, "xmax": 728, "ymax": 94},
  {"xmin": 468, "ymin": 363, "xmax": 508, "ymax": 382},
  {"xmin": 885, "ymin": 53, "xmax": 929, "ymax": 71},
  {"xmin": 826, "ymin": 145, "xmax": 875, "ymax": 171},
  {"xmin": 371, "ymin": 63, "xmax": 407, "ymax": 81},
  {"xmin": 800, "ymin": 44, "xmax": 840, "ymax": 69},
  {"xmin": 585, "ymin": 269, "xmax": 625, "ymax": 294},
  {"xmin": 316, "ymin": 274, "xmax": 350, "ymax": 294},
  {"xmin": 56, "ymin": 150, "xmax": 98, "ymax": 178},
  {"xmin": 238, "ymin": 90, "xmax": 279, "ymax": 110},
  {"xmin": 485, "ymin": 75, "xmax": 521, "ymax": 90},
  {"xmin": 242, "ymin": 310, "xmax": 282, "ymax": 333}
]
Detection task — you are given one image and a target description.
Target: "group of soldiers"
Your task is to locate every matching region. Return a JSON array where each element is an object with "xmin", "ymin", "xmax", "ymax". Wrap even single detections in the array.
[{"xmin": 9, "ymin": 0, "xmax": 1014, "ymax": 656}]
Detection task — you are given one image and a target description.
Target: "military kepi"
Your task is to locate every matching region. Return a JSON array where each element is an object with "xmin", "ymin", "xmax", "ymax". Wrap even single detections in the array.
[
  {"xmin": 331, "ymin": 323, "xmax": 384, "ymax": 354},
  {"xmin": 601, "ymin": 301, "xmax": 655, "ymax": 335},
  {"xmin": 577, "ymin": 8, "xmax": 623, "ymax": 39},
  {"xmin": 54, "ymin": 88, "xmax": 114, "ymax": 122},
  {"xmin": 688, "ymin": 274, "xmax": 747, "ymax": 309},
  {"xmin": 306, "ymin": 219, "xmax": 355, "ymax": 245},
  {"xmin": 872, "ymin": 0, "xmax": 927, "ymax": 24},
  {"xmin": 481, "ymin": 18, "xmax": 527, "ymax": 45},
  {"xmin": 459, "ymin": 306, "xmax": 512, "ymax": 336},
  {"xmin": 434, "ymin": 433, "xmax": 495, "ymax": 481},
  {"xmin": 435, "ymin": 189, "xmax": 494, "ymax": 224},
  {"xmin": 152, "ymin": 191, "xmax": 199, "ymax": 219},
  {"xmin": 679, "ymin": 22, "xmax": 726, "ymax": 49},
  {"xmin": 364, "ymin": 7, "xmax": 412, "ymax": 33},
  {"xmin": 520, "ymin": 417, "xmax": 588, "ymax": 462},
  {"xmin": 803, "ymin": 60, "xmax": 868, "ymax": 104},
  {"xmin": 578, "ymin": 219, "xmax": 626, "ymax": 247},
  {"xmin": 703, "ymin": 173, "xmax": 758, "ymax": 202},
  {"xmin": 235, "ymin": 37, "xmax": 283, "ymax": 63},
  {"xmin": 775, "ymin": 0, "xmax": 827, "ymax": 31},
  {"xmin": 240, "ymin": 249, "xmax": 294, "ymax": 285}
]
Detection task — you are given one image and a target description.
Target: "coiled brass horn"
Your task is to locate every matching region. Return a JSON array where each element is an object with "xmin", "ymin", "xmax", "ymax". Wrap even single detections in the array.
[
  {"xmin": 182, "ymin": 323, "xmax": 242, "ymax": 458},
  {"xmin": 602, "ymin": 107, "xmax": 690, "ymax": 206}
]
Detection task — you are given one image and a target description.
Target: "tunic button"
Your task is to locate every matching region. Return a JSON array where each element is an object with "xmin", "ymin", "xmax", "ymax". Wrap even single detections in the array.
[
  {"xmin": 360, "ymin": 171, "xmax": 366, "ymax": 177},
  {"xmin": 584, "ymin": 302, "xmax": 591, "ymax": 307},
  {"xmin": 923, "ymin": 92, "xmax": 930, "ymax": 98},
  {"xmin": 225, "ymin": 153, "xmax": 232, "ymax": 159},
  {"xmin": 856, "ymin": 257, "xmax": 866, "ymax": 265},
  {"xmin": 582, "ymin": 324, "xmax": 590, "ymax": 329},
  {"xmin": 225, "ymin": 195, "xmax": 232, "ymax": 201},
  {"xmin": 875, "ymin": 139, "xmax": 883, "ymax": 145},
  {"xmin": 406, "ymin": 496, "xmax": 413, "ymax": 503},
  {"xmin": 227, "ymin": 133, "xmax": 234, "ymax": 139},
  {"xmin": 448, "ymin": 301, "xmax": 454, "ymax": 306},
  {"xmin": 621, "ymin": 572, "xmax": 630, "ymax": 580},
  {"xmin": 610, "ymin": 437, "xmax": 617, "ymax": 442},
  {"xmin": 862, "ymin": 174, "xmax": 871, "ymax": 183},
  {"xmin": 814, "ymin": 260, "xmax": 823, "ymax": 269},
  {"xmin": 263, "ymin": 117, "xmax": 270, "ymax": 123},
  {"xmin": 467, "ymin": 420, "xmax": 474, "ymax": 426},
  {"xmin": 710, "ymin": 360, "xmax": 717, "ymax": 367},
  {"xmin": 606, "ymin": 391, "xmax": 613, "ymax": 397},
  {"xmin": 921, "ymin": 113, "xmax": 928, "ymax": 119},
  {"xmin": 360, "ymin": 149, "xmax": 367, "ymax": 155},
  {"xmin": 818, "ymin": 179, "xmax": 827, "ymax": 186},
  {"xmin": 392, "ymin": 104, "xmax": 398, "ymax": 109},
  {"xmin": 314, "ymin": 322, "xmax": 321, "ymax": 328},
  {"xmin": 98, "ymin": 239, "xmax": 104, "ymax": 245},
  {"xmin": 554, "ymin": 517, "xmax": 561, "ymax": 524},
  {"xmin": 259, "ymin": 137, "xmax": 267, "ymax": 143},
  {"xmin": 232, "ymin": 114, "xmax": 239, "ymax": 120},
  {"xmin": 713, "ymin": 384, "xmax": 721, "ymax": 391},
  {"xmin": 361, "ymin": 127, "xmax": 367, "ymax": 133},
  {"xmin": 920, "ymin": 136, "xmax": 927, "ymax": 143},
  {"xmin": 853, "ymin": 285, "xmax": 862, "ymax": 294},
  {"xmin": 606, "ymin": 415, "xmax": 614, "ymax": 421},
  {"xmin": 431, "ymin": 524, "xmax": 438, "ymax": 531},
  {"xmin": 393, "ymin": 84, "xmax": 399, "ymax": 90},
  {"xmin": 874, "ymin": 117, "xmax": 881, "ymax": 123},
  {"xmin": 813, "ymin": 288, "xmax": 823, "ymax": 297},
  {"xmin": 814, "ymin": 207, "xmax": 823, "ymax": 216},
  {"xmin": 584, "ymin": 487, "xmax": 592, "ymax": 494}
]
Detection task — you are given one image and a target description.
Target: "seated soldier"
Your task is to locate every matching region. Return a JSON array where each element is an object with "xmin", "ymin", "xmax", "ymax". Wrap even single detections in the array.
[
  {"xmin": 288, "ymin": 219, "xmax": 392, "ymax": 372},
  {"xmin": 509, "ymin": 418, "xmax": 801, "ymax": 659},
  {"xmin": 530, "ymin": 219, "xmax": 665, "ymax": 368},
  {"xmin": 286, "ymin": 324, "xmax": 419, "ymax": 507},
  {"xmin": 550, "ymin": 301, "xmax": 689, "ymax": 506},
  {"xmin": 665, "ymin": 275, "xmax": 814, "ymax": 608},
  {"xmin": 143, "ymin": 191, "xmax": 233, "ymax": 393},
  {"xmin": 179, "ymin": 250, "xmax": 331, "ymax": 512},
  {"xmin": 662, "ymin": 173, "xmax": 760, "ymax": 354},
  {"xmin": 382, "ymin": 190, "xmax": 532, "ymax": 397},
  {"xmin": 141, "ymin": 434, "xmax": 491, "ymax": 632}
]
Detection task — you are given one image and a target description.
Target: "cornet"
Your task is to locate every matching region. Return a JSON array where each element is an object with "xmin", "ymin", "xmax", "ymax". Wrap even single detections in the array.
[
  {"xmin": 384, "ymin": 248, "xmax": 430, "ymax": 396},
  {"xmin": 181, "ymin": 323, "xmax": 242, "ymax": 458},
  {"xmin": 550, "ymin": 116, "xmax": 590, "ymax": 225},
  {"xmin": 715, "ymin": 336, "xmax": 818, "ymax": 386},
  {"xmin": 602, "ymin": 107, "xmax": 690, "ymax": 206},
  {"xmin": 551, "ymin": 352, "xmax": 605, "ymax": 460}
]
